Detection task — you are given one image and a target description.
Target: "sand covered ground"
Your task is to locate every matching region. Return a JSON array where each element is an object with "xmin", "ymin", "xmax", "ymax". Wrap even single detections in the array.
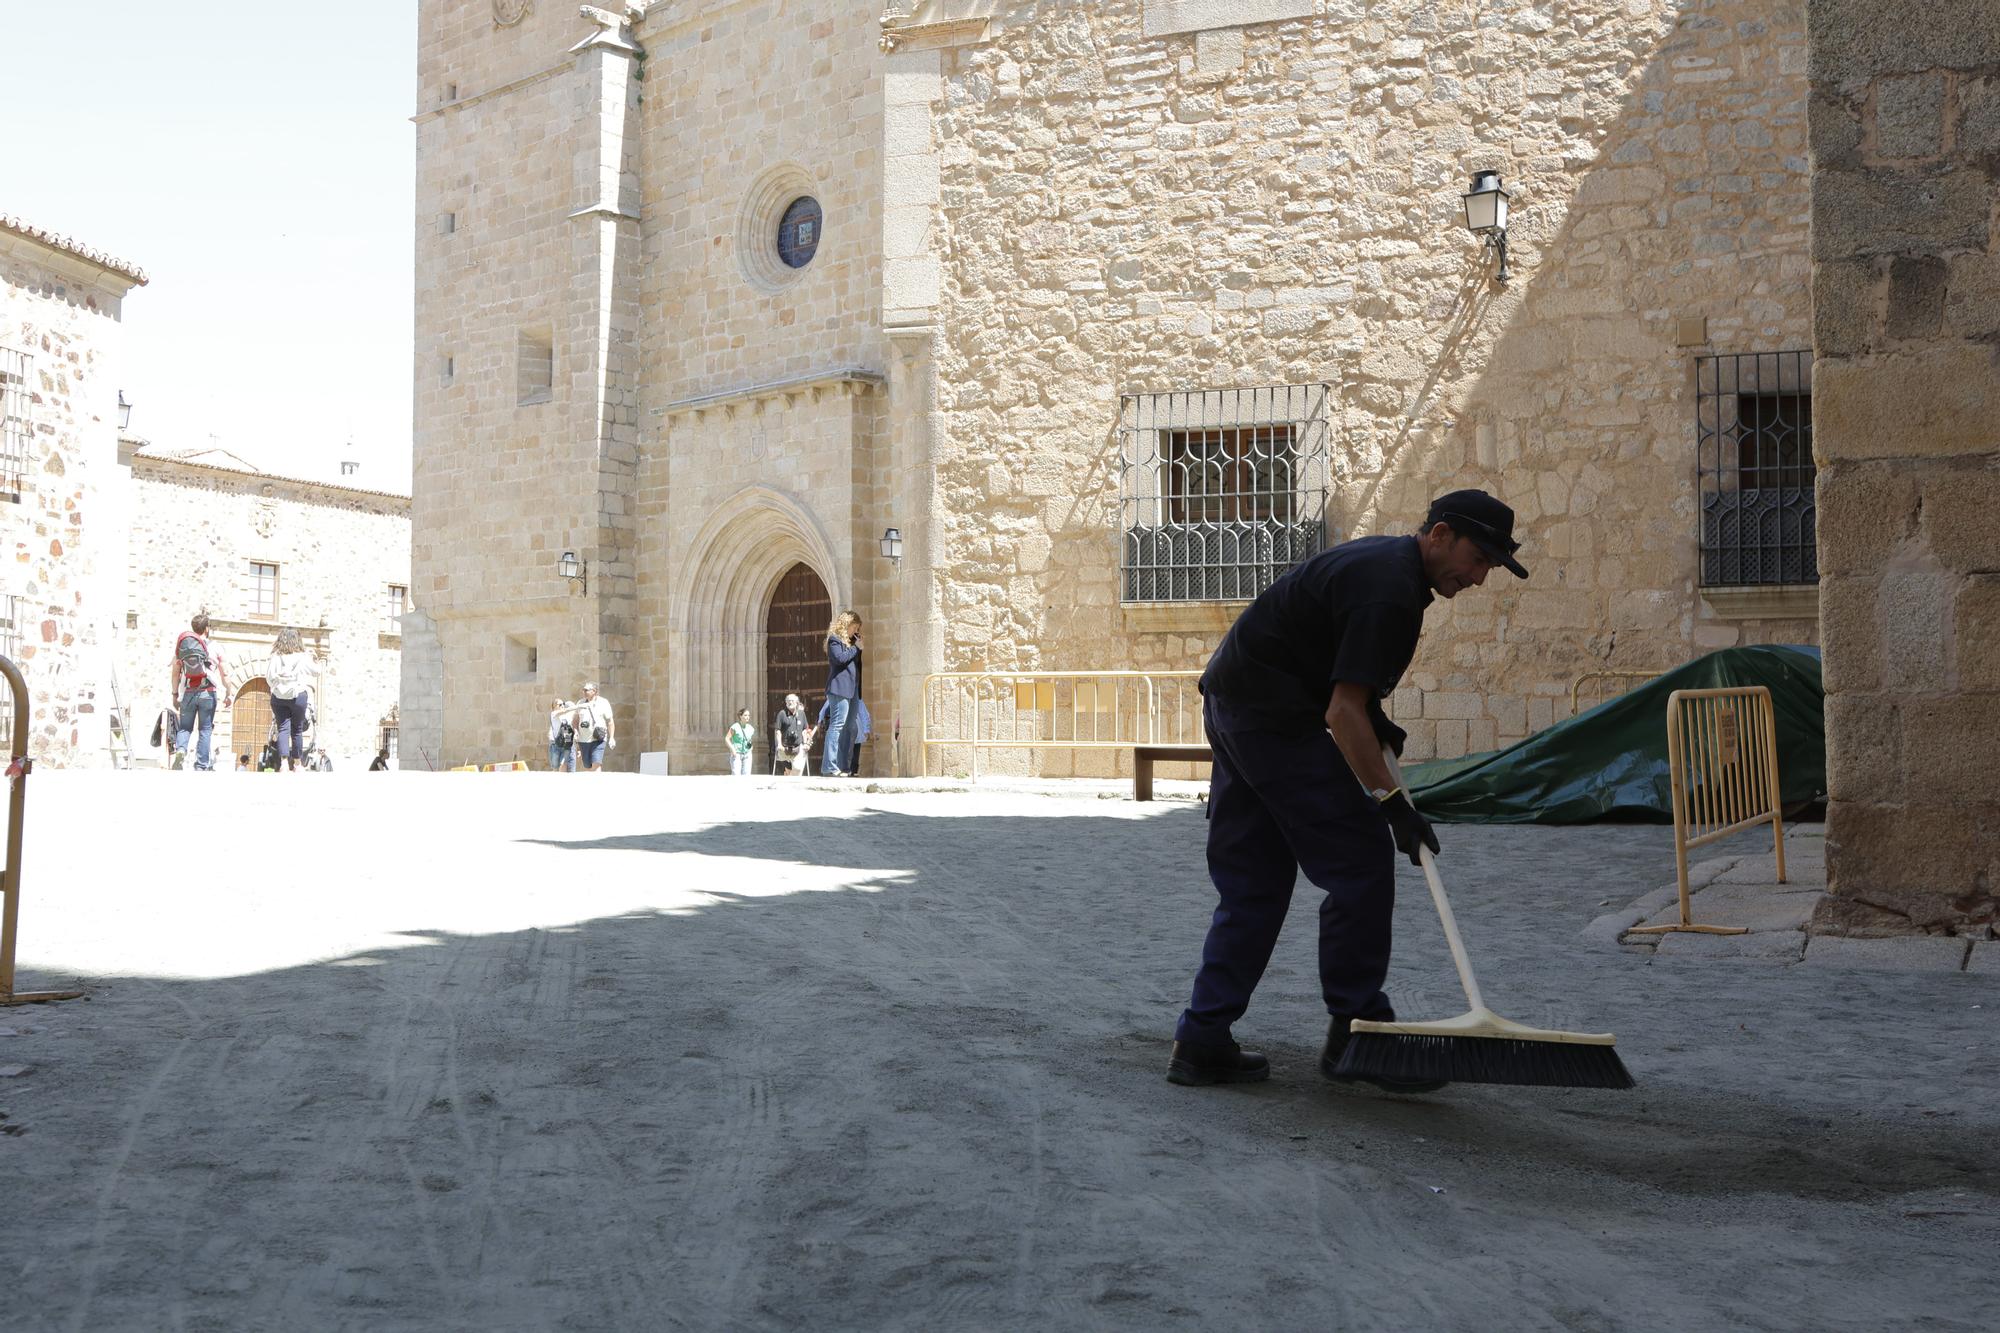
[{"xmin": 1, "ymin": 771, "xmax": 1993, "ymax": 1330}]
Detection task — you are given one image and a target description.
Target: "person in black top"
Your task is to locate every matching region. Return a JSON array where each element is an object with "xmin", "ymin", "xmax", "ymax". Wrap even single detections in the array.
[
  {"xmin": 821, "ymin": 611, "xmax": 863, "ymax": 776},
  {"xmin": 1167, "ymin": 489, "xmax": 1529, "ymax": 1093}
]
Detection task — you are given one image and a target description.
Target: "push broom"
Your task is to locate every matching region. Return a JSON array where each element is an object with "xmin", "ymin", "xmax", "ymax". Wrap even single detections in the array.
[{"xmin": 1332, "ymin": 747, "xmax": 1635, "ymax": 1090}]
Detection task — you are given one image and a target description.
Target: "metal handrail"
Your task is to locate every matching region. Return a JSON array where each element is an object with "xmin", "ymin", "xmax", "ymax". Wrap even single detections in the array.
[
  {"xmin": 1, "ymin": 654, "xmax": 84, "ymax": 1006},
  {"xmin": 921, "ymin": 670, "xmax": 1204, "ymax": 780}
]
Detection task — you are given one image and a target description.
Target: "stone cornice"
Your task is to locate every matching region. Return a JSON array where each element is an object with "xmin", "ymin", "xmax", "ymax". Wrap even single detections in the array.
[
  {"xmin": 0, "ymin": 216, "xmax": 148, "ymax": 290},
  {"xmin": 659, "ymin": 368, "xmax": 885, "ymax": 421},
  {"xmin": 132, "ymin": 453, "xmax": 412, "ymax": 510},
  {"xmin": 880, "ymin": 2, "xmax": 999, "ymax": 52}
]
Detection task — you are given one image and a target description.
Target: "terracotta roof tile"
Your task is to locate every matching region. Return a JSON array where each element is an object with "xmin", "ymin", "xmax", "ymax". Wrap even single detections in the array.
[{"xmin": 0, "ymin": 212, "xmax": 149, "ymax": 285}]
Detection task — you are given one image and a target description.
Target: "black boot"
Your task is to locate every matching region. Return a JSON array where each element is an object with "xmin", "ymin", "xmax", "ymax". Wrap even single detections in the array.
[
  {"xmin": 1320, "ymin": 1016, "xmax": 1449, "ymax": 1094},
  {"xmin": 1166, "ymin": 1039, "xmax": 1270, "ymax": 1086}
]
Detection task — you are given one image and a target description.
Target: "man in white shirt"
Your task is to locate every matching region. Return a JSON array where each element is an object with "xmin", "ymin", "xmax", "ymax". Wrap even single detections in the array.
[{"xmin": 575, "ymin": 682, "xmax": 615, "ymax": 772}]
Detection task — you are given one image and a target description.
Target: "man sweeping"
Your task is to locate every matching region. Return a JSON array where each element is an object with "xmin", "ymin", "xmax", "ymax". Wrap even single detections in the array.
[{"xmin": 1167, "ymin": 489, "xmax": 1528, "ymax": 1093}]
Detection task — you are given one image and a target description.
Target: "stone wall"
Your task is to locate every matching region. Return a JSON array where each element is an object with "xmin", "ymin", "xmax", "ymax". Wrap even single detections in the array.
[
  {"xmin": 634, "ymin": 0, "xmax": 894, "ymax": 773},
  {"xmin": 409, "ymin": 0, "xmax": 639, "ymax": 767},
  {"xmin": 121, "ymin": 456, "xmax": 410, "ymax": 769},
  {"xmin": 413, "ymin": 0, "xmax": 1836, "ymax": 779},
  {"xmin": 414, "ymin": 1, "xmax": 900, "ymax": 773},
  {"xmin": 914, "ymin": 0, "xmax": 1819, "ymax": 766},
  {"xmin": 0, "ymin": 229, "xmax": 140, "ymax": 768},
  {"xmin": 1808, "ymin": 0, "xmax": 2000, "ymax": 935}
]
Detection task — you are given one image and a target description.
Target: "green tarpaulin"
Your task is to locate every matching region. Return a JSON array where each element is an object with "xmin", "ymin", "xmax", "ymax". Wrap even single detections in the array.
[{"xmin": 1403, "ymin": 644, "xmax": 1825, "ymax": 824}]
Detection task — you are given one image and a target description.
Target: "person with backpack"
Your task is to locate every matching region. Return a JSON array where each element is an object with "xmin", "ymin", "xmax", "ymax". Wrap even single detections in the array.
[
  {"xmin": 264, "ymin": 627, "xmax": 321, "ymax": 772},
  {"xmin": 547, "ymin": 697, "xmax": 577, "ymax": 772},
  {"xmin": 169, "ymin": 612, "xmax": 232, "ymax": 771}
]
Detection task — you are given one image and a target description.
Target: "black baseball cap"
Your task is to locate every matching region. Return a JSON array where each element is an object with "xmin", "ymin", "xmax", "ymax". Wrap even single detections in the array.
[{"xmin": 1425, "ymin": 489, "xmax": 1529, "ymax": 578}]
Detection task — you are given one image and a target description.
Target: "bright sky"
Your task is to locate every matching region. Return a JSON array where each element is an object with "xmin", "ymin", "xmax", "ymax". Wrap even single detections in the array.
[{"xmin": 6, "ymin": 1, "xmax": 416, "ymax": 492}]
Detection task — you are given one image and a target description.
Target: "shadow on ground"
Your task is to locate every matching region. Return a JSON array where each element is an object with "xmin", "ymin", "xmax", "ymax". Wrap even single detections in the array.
[{"xmin": 4, "ymin": 801, "xmax": 1995, "ymax": 1330}]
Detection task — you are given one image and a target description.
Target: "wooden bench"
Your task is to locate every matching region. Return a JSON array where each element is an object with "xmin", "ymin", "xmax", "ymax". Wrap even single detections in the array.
[{"xmin": 1132, "ymin": 745, "xmax": 1213, "ymax": 802}]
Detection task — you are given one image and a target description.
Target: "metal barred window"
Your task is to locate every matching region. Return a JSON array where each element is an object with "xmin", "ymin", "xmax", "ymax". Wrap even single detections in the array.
[
  {"xmin": 1, "ymin": 346, "xmax": 32, "ymax": 496},
  {"xmin": 1695, "ymin": 351, "xmax": 1816, "ymax": 586},
  {"xmin": 1118, "ymin": 384, "xmax": 1332, "ymax": 602}
]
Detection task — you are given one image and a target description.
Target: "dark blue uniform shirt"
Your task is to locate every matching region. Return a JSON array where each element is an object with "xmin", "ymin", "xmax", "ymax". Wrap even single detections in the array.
[{"xmin": 1199, "ymin": 534, "xmax": 1433, "ymax": 729}]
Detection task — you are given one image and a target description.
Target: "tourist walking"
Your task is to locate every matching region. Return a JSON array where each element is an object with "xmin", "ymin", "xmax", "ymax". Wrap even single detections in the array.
[
  {"xmin": 773, "ymin": 693, "xmax": 814, "ymax": 776},
  {"xmin": 821, "ymin": 611, "xmax": 862, "ymax": 777},
  {"xmin": 1167, "ymin": 490, "xmax": 1528, "ymax": 1095},
  {"xmin": 726, "ymin": 708, "xmax": 756, "ymax": 775},
  {"xmin": 169, "ymin": 612, "xmax": 231, "ymax": 771},
  {"xmin": 575, "ymin": 682, "xmax": 615, "ymax": 772},
  {"xmin": 547, "ymin": 698, "xmax": 577, "ymax": 772},
  {"xmin": 265, "ymin": 627, "xmax": 320, "ymax": 772}
]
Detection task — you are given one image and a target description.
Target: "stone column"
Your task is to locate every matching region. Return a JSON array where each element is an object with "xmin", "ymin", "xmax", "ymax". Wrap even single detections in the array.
[
  {"xmin": 882, "ymin": 42, "xmax": 948, "ymax": 775},
  {"xmin": 567, "ymin": 13, "xmax": 645, "ymax": 769},
  {"xmin": 1809, "ymin": 0, "xmax": 2000, "ymax": 935}
]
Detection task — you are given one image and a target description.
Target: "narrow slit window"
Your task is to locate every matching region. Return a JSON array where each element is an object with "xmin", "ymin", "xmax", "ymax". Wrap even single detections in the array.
[{"xmin": 518, "ymin": 329, "xmax": 553, "ymax": 405}]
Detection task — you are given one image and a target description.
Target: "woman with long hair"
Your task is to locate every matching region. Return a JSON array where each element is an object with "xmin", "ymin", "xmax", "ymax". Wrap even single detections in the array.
[
  {"xmin": 265, "ymin": 626, "xmax": 320, "ymax": 772},
  {"xmin": 821, "ymin": 610, "xmax": 863, "ymax": 777}
]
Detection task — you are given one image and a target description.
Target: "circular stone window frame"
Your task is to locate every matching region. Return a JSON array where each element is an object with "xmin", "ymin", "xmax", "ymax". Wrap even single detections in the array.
[{"xmin": 736, "ymin": 163, "xmax": 825, "ymax": 294}]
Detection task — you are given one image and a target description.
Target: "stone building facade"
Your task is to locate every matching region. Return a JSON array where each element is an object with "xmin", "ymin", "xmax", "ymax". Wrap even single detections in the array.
[
  {"xmin": 0, "ymin": 213, "xmax": 147, "ymax": 767},
  {"xmin": 410, "ymin": 0, "xmax": 1825, "ymax": 774},
  {"xmin": 119, "ymin": 446, "xmax": 411, "ymax": 770},
  {"xmin": 1807, "ymin": 0, "xmax": 2000, "ymax": 937}
]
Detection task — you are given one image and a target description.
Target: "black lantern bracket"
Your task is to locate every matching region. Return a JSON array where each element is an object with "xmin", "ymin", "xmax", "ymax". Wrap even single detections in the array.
[{"xmin": 1461, "ymin": 170, "xmax": 1513, "ymax": 285}]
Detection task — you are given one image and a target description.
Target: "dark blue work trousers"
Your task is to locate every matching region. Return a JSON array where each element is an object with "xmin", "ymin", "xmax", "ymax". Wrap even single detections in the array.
[{"xmin": 1175, "ymin": 694, "xmax": 1398, "ymax": 1047}]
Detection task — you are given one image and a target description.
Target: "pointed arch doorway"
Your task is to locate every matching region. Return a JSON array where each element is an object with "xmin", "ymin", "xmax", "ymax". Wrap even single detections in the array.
[{"xmin": 765, "ymin": 562, "xmax": 831, "ymax": 763}]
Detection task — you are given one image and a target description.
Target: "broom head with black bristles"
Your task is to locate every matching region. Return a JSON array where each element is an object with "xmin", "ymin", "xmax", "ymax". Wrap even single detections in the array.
[{"xmin": 1333, "ymin": 1009, "xmax": 1635, "ymax": 1090}]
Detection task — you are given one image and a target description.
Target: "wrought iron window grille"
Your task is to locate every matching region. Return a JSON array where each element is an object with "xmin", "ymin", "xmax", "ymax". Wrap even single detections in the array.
[
  {"xmin": 1, "ymin": 346, "xmax": 32, "ymax": 498},
  {"xmin": 1118, "ymin": 383, "xmax": 1332, "ymax": 603},
  {"xmin": 1695, "ymin": 351, "xmax": 1816, "ymax": 587}
]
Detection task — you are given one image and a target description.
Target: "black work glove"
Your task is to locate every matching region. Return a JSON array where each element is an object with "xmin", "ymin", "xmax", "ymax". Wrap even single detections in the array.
[
  {"xmin": 1366, "ymin": 697, "xmax": 1406, "ymax": 758},
  {"xmin": 1379, "ymin": 789, "xmax": 1439, "ymax": 867}
]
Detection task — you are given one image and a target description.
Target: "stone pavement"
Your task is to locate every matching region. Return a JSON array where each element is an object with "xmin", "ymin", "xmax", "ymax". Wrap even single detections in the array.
[
  {"xmin": 2, "ymin": 772, "xmax": 1994, "ymax": 1331},
  {"xmin": 1590, "ymin": 823, "xmax": 1993, "ymax": 972}
]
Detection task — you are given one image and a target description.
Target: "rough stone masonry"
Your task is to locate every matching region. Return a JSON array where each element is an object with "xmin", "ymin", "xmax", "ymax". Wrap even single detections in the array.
[{"xmin": 1808, "ymin": 0, "xmax": 2000, "ymax": 936}]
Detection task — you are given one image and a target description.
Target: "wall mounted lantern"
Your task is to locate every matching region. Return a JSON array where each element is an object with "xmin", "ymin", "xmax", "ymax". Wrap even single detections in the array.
[
  {"xmin": 558, "ymin": 550, "xmax": 587, "ymax": 594},
  {"xmin": 880, "ymin": 527, "xmax": 904, "ymax": 563},
  {"xmin": 1461, "ymin": 170, "xmax": 1512, "ymax": 284},
  {"xmin": 117, "ymin": 390, "xmax": 132, "ymax": 431}
]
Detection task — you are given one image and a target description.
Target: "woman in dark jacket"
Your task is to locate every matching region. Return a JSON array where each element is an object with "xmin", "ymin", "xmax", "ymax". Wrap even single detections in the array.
[{"xmin": 821, "ymin": 610, "xmax": 863, "ymax": 776}]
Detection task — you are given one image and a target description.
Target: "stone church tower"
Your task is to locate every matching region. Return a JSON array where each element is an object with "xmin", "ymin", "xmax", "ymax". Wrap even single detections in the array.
[
  {"xmin": 407, "ymin": 0, "xmax": 913, "ymax": 772},
  {"xmin": 411, "ymin": 0, "xmax": 1829, "ymax": 777}
]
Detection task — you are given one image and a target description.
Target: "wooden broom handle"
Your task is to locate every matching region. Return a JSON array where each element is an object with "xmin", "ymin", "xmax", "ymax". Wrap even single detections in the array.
[{"xmin": 1385, "ymin": 746, "xmax": 1489, "ymax": 1015}]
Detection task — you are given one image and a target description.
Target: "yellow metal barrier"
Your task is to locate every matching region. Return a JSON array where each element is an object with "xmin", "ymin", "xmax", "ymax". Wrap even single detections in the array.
[
  {"xmin": 1569, "ymin": 669, "xmax": 1662, "ymax": 716},
  {"xmin": 1, "ymin": 655, "xmax": 85, "ymax": 1007},
  {"xmin": 1629, "ymin": 685, "xmax": 1786, "ymax": 938},
  {"xmin": 921, "ymin": 671, "xmax": 1204, "ymax": 780}
]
